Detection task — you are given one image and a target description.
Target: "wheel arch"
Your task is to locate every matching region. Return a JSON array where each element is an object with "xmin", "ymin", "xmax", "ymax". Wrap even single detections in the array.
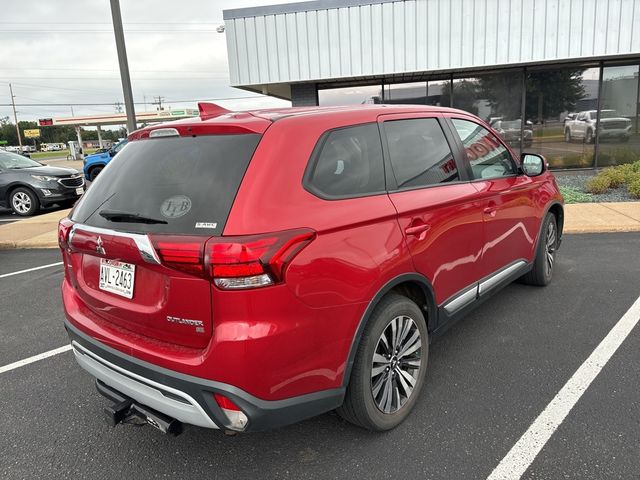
[
  {"xmin": 341, "ymin": 273, "xmax": 437, "ymax": 388},
  {"xmin": 88, "ymin": 162, "xmax": 106, "ymax": 176},
  {"xmin": 533, "ymin": 201, "xmax": 564, "ymax": 255},
  {"xmin": 6, "ymin": 183, "xmax": 39, "ymax": 204}
]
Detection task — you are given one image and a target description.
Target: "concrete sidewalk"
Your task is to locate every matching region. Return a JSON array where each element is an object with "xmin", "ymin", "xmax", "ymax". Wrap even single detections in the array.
[{"xmin": 0, "ymin": 202, "xmax": 639, "ymax": 250}]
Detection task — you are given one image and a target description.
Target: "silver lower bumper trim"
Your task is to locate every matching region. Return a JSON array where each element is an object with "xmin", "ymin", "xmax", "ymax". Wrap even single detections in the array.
[{"xmin": 71, "ymin": 341, "xmax": 218, "ymax": 429}]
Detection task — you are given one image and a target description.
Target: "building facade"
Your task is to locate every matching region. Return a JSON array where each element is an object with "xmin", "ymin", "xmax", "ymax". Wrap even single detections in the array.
[{"xmin": 223, "ymin": 0, "xmax": 640, "ymax": 168}]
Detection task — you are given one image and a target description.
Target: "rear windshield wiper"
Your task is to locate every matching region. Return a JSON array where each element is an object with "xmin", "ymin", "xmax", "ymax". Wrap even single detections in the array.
[{"xmin": 99, "ymin": 210, "xmax": 168, "ymax": 224}]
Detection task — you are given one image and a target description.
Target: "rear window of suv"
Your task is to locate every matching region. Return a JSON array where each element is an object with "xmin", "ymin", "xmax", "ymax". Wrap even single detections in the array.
[{"xmin": 71, "ymin": 134, "xmax": 261, "ymax": 235}]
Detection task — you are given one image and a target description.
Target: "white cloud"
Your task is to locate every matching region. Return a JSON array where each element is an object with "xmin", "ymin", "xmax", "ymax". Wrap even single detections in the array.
[{"xmin": 0, "ymin": 0, "xmax": 293, "ymax": 125}]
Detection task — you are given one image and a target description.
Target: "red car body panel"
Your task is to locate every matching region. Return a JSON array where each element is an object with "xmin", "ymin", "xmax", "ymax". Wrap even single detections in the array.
[{"xmin": 60, "ymin": 104, "xmax": 564, "ymax": 428}]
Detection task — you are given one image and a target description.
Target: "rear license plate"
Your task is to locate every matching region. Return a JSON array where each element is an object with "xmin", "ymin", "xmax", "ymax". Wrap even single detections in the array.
[
  {"xmin": 76, "ymin": 187, "xmax": 84, "ymax": 195},
  {"xmin": 99, "ymin": 259, "xmax": 135, "ymax": 299}
]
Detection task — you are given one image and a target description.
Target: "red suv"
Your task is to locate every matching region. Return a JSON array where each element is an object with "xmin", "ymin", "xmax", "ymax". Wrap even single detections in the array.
[{"xmin": 59, "ymin": 103, "xmax": 563, "ymax": 434}]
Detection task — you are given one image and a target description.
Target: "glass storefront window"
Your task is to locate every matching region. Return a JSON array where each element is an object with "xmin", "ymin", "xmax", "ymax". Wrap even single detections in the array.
[
  {"xmin": 451, "ymin": 71, "xmax": 524, "ymax": 151},
  {"xmin": 427, "ymin": 79, "xmax": 451, "ymax": 107},
  {"xmin": 525, "ymin": 67, "xmax": 599, "ymax": 169},
  {"xmin": 384, "ymin": 81, "xmax": 427, "ymax": 104},
  {"xmin": 318, "ymin": 84, "xmax": 382, "ymax": 106},
  {"xmin": 597, "ymin": 64, "xmax": 640, "ymax": 167}
]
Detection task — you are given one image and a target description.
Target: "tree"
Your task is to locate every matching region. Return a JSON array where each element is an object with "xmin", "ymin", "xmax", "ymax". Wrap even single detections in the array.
[
  {"xmin": 478, "ymin": 73, "xmax": 524, "ymax": 120},
  {"xmin": 525, "ymin": 69, "xmax": 587, "ymax": 122}
]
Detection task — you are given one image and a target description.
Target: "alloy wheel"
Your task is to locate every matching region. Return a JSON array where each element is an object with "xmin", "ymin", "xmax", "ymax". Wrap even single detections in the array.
[
  {"xmin": 545, "ymin": 221, "xmax": 557, "ymax": 277},
  {"xmin": 371, "ymin": 315, "xmax": 422, "ymax": 414},
  {"xmin": 12, "ymin": 191, "xmax": 31, "ymax": 214}
]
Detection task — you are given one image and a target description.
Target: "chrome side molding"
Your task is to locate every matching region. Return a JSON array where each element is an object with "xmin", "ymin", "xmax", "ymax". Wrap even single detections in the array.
[
  {"xmin": 478, "ymin": 260, "xmax": 527, "ymax": 295},
  {"xmin": 442, "ymin": 259, "xmax": 529, "ymax": 315},
  {"xmin": 69, "ymin": 223, "xmax": 161, "ymax": 264},
  {"xmin": 443, "ymin": 285, "xmax": 478, "ymax": 314}
]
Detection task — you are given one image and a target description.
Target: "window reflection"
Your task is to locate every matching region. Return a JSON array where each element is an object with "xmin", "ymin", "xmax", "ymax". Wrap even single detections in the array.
[
  {"xmin": 597, "ymin": 65, "xmax": 639, "ymax": 167},
  {"xmin": 526, "ymin": 67, "xmax": 599, "ymax": 168},
  {"xmin": 449, "ymin": 72, "xmax": 524, "ymax": 151},
  {"xmin": 318, "ymin": 85, "xmax": 382, "ymax": 106},
  {"xmin": 384, "ymin": 82, "xmax": 427, "ymax": 104}
]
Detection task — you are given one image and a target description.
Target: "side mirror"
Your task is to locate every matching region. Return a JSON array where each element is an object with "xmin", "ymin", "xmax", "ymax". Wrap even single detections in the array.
[
  {"xmin": 521, "ymin": 153, "xmax": 545, "ymax": 177},
  {"xmin": 108, "ymin": 149, "xmax": 115, "ymax": 157}
]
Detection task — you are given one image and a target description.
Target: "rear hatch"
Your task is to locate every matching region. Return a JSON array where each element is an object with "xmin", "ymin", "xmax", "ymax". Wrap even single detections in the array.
[{"xmin": 66, "ymin": 133, "xmax": 261, "ymax": 348}]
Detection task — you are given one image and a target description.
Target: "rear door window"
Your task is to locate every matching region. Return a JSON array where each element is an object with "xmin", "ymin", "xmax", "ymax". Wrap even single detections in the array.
[
  {"xmin": 383, "ymin": 118, "xmax": 459, "ymax": 189},
  {"xmin": 304, "ymin": 123, "xmax": 385, "ymax": 198},
  {"xmin": 71, "ymin": 134, "xmax": 261, "ymax": 235}
]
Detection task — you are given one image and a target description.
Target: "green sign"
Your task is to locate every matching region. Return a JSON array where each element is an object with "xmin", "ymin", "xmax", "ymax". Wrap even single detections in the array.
[{"xmin": 0, "ymin": 140, "xmax": 7, "ymax": 145}]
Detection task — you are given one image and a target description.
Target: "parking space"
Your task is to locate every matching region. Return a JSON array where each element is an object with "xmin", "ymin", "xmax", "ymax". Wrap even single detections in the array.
[{"xmin": 0, "ymin": 234, "xmax": 639, "ymax": 479}]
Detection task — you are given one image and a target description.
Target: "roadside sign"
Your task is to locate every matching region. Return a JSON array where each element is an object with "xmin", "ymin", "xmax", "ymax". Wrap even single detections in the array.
[
  {"xmin": 24, "ymin": 129, "xmax": 41, "ymax": 138},
  {"xmin": 0, "ymin": 140, "xmax": 7, "ymax": 145}
]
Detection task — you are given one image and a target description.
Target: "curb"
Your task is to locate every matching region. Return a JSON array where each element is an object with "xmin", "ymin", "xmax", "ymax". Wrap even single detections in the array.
[{"xmin": 564, "ymin": 226, "xmax": 640, "ymax": 234}]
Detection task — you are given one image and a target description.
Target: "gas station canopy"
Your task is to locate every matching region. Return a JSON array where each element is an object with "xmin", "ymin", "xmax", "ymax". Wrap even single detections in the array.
[{"xmin": 38, "ymin": 108, "xmax": 199, "ymax": 127}]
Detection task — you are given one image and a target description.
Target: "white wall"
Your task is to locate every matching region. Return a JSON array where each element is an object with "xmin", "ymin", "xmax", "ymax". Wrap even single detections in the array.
[{"xmin": 224, "ymin": 0, "xmax": 640, "ymax": 86}]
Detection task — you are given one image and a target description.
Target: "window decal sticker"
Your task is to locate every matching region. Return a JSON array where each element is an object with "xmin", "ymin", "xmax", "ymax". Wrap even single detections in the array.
[{"xmin": 160, "ymin": 195, "xmax": 192, "ymax": 218}]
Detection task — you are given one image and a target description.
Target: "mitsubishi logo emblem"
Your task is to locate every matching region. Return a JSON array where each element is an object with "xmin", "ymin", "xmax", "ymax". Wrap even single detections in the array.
[{"xmin": 95, "ymin": 236, "xmax": 106, "ymax": 255}]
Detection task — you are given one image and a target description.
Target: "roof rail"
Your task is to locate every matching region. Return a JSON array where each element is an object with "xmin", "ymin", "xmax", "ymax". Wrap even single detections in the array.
[{"xmin": 198, "ymin": 102, "xmax": 231, "ymax": 120}]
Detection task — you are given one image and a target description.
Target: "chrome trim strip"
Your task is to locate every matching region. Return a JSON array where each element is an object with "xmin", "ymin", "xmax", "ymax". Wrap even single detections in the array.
[
  {"xmin": 443, "ymin": 285, "xmax": 478, "ymax": 314},
  {"xmin": 71, "ymin": 341, "xmax": 218, "ymax": 429},
  {"xmin": 69, "ymin": 223, "xmax": 161, "ymax": 264},
  {"xmin": 478, "ymin": 260, "xmax": 527, "ymax": 295}
]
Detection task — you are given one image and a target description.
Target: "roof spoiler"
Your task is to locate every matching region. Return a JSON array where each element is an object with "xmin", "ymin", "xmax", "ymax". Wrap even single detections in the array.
[{"xmin": 198, "ymin": 102, "xmax": 231, "ymax": 120}]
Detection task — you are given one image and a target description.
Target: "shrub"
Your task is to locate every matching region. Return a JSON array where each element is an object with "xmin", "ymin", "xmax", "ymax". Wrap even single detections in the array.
[
  {"xmin": 600, "ymin": 167, "xmax": 626, "ymax": 188},
  {"xmin": 628, "ymin": 176, "xmax": 640, "ymax": 199},
  {"xmin": 585, "ymin": 175, "xmax": 611, "ymax": 194}
]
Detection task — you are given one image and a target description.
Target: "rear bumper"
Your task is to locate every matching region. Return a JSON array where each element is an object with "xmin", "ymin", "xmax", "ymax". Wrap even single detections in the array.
[{"xmin": 65, "ymin": 319, "xmax": 344, "ymax": 432}]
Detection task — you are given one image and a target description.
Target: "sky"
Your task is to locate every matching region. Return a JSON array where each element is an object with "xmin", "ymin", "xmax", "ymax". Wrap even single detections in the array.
[{"xmin": 0, "ymin": 0, "xmax": 295, "ymax": 126}]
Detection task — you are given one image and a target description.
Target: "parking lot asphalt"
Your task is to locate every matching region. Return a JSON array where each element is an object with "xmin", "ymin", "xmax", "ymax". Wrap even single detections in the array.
[{"xmin": 0, "ymin": 233, "xmax": 639, "ymax": 480}]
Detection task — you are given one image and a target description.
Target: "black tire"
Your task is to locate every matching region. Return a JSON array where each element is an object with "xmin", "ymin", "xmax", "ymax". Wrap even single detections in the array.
[
  {"xmin": 9, "ymin": 187, "xmax": 40, "ymax": 217},
  {"xmin": 620, "ymin": 135, "xmax": 630, "ymax": 143},
  {"xmin": 89, "ymin": 165, "xmax": 103, "ymax": 181},
  {"xmin": 520, "ymin": 213, "xmax": 558, "ymax": 286},
  {"xmin": 337, "ymin": 293, "xmax": 428, "ymax": 431},
  {"xmin": 585, "ymin": 129, "xmax": 594, "ymax": 144}
]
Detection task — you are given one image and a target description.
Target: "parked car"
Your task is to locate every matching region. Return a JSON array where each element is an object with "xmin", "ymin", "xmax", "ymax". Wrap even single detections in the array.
[
  {"xmin": 490, "ymin": 118, "xmax": 533, "ymax": 148},
  {"xmin": 0, "ymin": 150, "xmax": 84, "ymax": 216},
  {"xmin": 59, "ymin": 103, "xmax": 563, "ymax": 434},
  {"xmin": 563, "ymin": 113, "xmax": 577, "ymax": 126},
  {"xmin": 564, "ymin": 109, "xmax": 632, "ymax": 143},
  {"xmin": 83, "ymin": 139, "xmax": 128, "ymax": 181}
]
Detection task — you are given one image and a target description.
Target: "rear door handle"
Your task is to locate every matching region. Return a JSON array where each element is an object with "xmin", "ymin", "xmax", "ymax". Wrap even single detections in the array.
[{"xmin": 405, "ymin": 223, "xmax": 430, "ymax": 240}]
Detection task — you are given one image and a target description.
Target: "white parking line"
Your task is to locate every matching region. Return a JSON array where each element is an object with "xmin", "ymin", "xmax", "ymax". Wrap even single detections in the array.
[
  {"xmin": 0, "ymin": 261, "xmax": 63, "ymax": 279},
  {"xmin": 0, "ymin": 345, "xmax": 72, "ymax": 375},
  {"xmin": 487, "ymin": 294, "xmax": 640, "ymax": 480}
]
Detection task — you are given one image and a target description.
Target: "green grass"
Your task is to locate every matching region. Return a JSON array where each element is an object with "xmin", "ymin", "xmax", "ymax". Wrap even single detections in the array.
[{"xmin": 559, "ymin": 186, "xmax": 593, "ymax": 204}]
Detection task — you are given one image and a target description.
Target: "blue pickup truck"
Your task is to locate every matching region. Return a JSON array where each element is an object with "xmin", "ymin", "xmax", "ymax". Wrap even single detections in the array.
[{"xmin": 83, "ymin": 139, "xmax": 128, "ymax": 181}]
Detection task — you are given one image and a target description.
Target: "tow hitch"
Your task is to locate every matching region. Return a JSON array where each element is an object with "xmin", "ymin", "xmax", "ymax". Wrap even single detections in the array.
[{"xmin": 97, "ymin": 380, "xmax": 183, "ymax": 436}]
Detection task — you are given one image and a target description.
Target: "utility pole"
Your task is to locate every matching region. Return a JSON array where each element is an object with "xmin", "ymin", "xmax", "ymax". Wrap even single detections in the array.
[
  {"xmin": 109, "ymin": 0, "xmax": 136, "ymax": 133},
  {"xmin": 8, "ymin": 83, "xmax": 22, "ymax": 148},
  {"xmin": 153, "ymin": 96, "xmax": 165, "ymax": 111}
]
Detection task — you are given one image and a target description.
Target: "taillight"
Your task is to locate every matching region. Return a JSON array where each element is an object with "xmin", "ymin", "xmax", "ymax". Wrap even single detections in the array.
[
  {"xmin": 205, "ymin": 229, "xmax": 315, "ymax": 290},
  {"xmin": 150, "ymin": 229, "xmax": 315, "ymax": 290},
  {"xmin": 150, "ymin": 235, "xmax": 206, "ymax": 276},
  {"xmin": 58, "ymin": 217, "xmax": 74, "ymax": 249}
]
